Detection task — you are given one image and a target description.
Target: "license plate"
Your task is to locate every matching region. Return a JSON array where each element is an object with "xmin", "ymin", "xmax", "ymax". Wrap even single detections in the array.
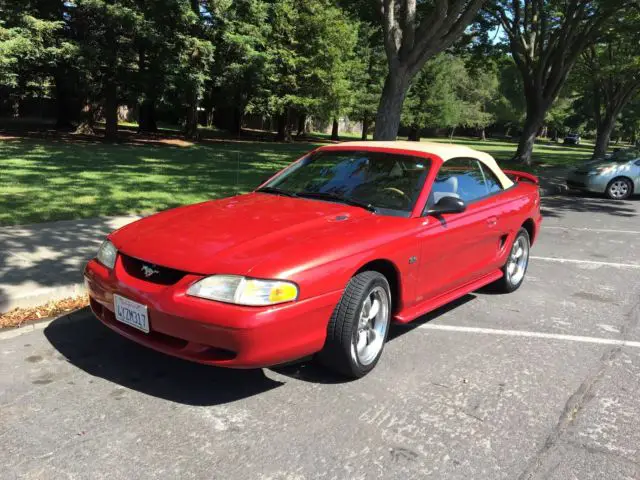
[{"xmin": 114, "ymin": 294, "xmax": 149, "ymax": 333}]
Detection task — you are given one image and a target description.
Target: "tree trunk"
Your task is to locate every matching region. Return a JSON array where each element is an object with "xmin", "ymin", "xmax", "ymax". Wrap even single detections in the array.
[
  {"xmin": 138, "ymin": 99, "xmax": 157, "ymax": 133},
  {"xmin": 297, "ymin": 114, "xmax": 307, "ymax": 136},
  {"xmin": 479, "ymin": 128, "xmax": 486, "ymax": 141},
  {"xmin": 230, "ymin": 106, "xmax": 243, "ymax": 136},
  {"xmin": 54, "ymin": 71, "xmax": 74, "ymax": 129},
  {"xmin": 540, "ymin": 125, "xmax": 548, "ymax": 139},
  {"xmin": 184, "ymin": 89, "xmax": 199, "ymax": 140},
  {"xmin": 275, "ymin": 112, "xmax": 287, "ymax": 141},
  {"xmin": 593, "ymin": 114, "xmax": 617, "ymax": 159},
  {"xmin": 104, "ymin": 81, "xmax": 118, "ymax": 141},
  {"xmin": 74, "ymin": 102, "xmax": 96, "ymax": 135},
  {"xmin": 449, "ymin": 126, "xmax": 456, "ymax": 140},
  {"xmin": 374, "ymin": 69, "xmax": 409, "ymax": 140},
  {"xmin": 361, "ymin": 114, "xmax": 370, "ymax": 140},
  {"xmin": 513, "ymin": 103, "xmax": 547, "ymax": 165},
  {"xmin": 331, "ymin": 118, "xmax": 339, "ymax": 141},
  {"xmin": 407, "ymin": 126, "xmax": 420, "ymax": 141}
]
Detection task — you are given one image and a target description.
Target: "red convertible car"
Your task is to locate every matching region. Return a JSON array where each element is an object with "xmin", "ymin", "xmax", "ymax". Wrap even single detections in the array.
[{"xmin": 85, "ymin": 141, "xmax": 541, "ymax": 378}]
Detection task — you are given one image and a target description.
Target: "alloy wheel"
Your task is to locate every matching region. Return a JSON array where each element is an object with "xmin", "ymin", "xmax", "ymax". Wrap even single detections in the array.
[
  {"xmin": 351, "ymin": 286, "xmax": 390, "ymax": 366},
  {"xmin": 506, "ymin": 235, "xmax": 529, "ymax": 286},
  {"xmin": 609, "ymin": 180, "xmax": 630, "ymax": 199}
]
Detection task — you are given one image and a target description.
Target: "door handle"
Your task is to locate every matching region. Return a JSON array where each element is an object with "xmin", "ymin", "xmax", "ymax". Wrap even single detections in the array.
[{"xmin": 487, "ymin": 216, "xmax": 498, "ymax": 227}]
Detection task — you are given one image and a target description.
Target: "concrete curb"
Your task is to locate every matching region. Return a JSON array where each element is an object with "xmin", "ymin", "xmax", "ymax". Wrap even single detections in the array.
[
  {"xmin": 3, "ymin": 282, "xmax": 86, "ymax": 313},
  {"xmin": 0, "ymin": 308, "xmax": 88, "ymax": 340}
]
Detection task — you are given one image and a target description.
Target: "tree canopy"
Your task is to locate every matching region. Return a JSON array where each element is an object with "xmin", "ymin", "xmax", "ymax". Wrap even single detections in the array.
[{"xmin": 1, "ymin": 0, "xmax": 639, "ymax": 155}]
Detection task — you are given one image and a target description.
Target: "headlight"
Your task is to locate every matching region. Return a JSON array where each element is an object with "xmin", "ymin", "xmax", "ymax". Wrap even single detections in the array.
[
  {"xmin": 589, "ymin": 166, "xmax": 615, "ymax": 175},
  {"xmin": 96, "ymin": 240, "xmax": 118, "ymax": 269},
  {"xmin": 186, "ymin": 275, "xmax": 299, "ymax": 306}
]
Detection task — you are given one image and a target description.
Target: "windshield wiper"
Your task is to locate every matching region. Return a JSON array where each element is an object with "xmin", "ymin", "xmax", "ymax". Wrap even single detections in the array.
[
  {"xmin": 296, "ymin": 191, "xmax": 377, "ymax": 213},
  {"xmin": 256, "ymin": 186, "xmax": 298, "ymax": 198}
]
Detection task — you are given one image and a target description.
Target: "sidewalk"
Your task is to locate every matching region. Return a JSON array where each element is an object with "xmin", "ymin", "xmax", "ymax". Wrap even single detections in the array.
[
  {"xmin": 0, "ymin": 168, "xmax": 569, "ymax": 314},
  {"xmin": 0, "ymin": 215, "xmax": 139, "ymax": 313}
]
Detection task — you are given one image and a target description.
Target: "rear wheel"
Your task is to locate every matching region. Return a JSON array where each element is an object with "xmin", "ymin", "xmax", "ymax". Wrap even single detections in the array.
[
  {"xmin": 494, "ymin": 228, "xmax": 530, "ymax": 293},
  {"xmin": 605, "ymin": 177, "xmax": 633, "ymax": 200},
  {"xmin": 318, "ymin": 271, "xmax": 391, "ymax": 378}
]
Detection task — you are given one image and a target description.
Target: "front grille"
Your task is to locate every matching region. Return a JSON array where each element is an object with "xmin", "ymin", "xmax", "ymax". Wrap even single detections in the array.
[{"xmin": 120, "ymin": 254, "xmax": 187, "ymax": 285}]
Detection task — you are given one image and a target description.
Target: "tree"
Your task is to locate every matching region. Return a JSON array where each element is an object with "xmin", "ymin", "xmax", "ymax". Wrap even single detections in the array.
[
  {"xmin": 619, "ymin": 97, "xmax": 640, "ymax": 145},
  {"xmin": 72, "ymin": 0, "xmax": 145, "ymax": 138},
  {"xmin": 182, "ymin": 0, "xmax": 215, "ymax": 139},
  {"xmin": 348, "ymin": 24, "xmax": 387, "ymax": 139},
  {"xmin": 491, "ymin": 0, "xmax": 628, "ymax": 164},
  {"xmin": 373, "ymin": 0, "xmax": 488, "ymax": 140},
  {"xmin": 0, "ymin": 1, "xmax": 75, "ymax": 120},
  {"xmin": 461, "ymin": 63, "xmax": 498, "ymax": 139},
  {"xmin": 209, "ymin": 0, "xmax": 271, "ymax": 135},
  {"xmin": 580, "ymin": 12, "xmax": 640, "ymax": 158},
  {"xmin": 315, "ymin": 6, "xmax": 360, "ymax": 140},
  {"xmin": 492, "ymin": 57, "xmax": 525, "ymax": 136},
  {"xmin": 401, "ymin": 54, "xmax": 466, "ymax": 141},
  {"xmin": 265, "ymin": 0, "xmax": 359, "ymax": 141}
]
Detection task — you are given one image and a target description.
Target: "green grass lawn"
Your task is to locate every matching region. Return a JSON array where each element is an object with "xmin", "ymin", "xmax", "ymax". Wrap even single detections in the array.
[
  {"xmin": 424, "ymin": 137, "xmax": 597, "ymax": 170},
  {"xmin": 0, "ymin": 134, "xmax": 595, "ymax": 226},
  {"xmin": 0, "ymin": 137, "xmax": 318, "ymax": 226}
]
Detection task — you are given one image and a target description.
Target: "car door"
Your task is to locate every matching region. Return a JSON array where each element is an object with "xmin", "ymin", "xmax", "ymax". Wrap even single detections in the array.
[{"xmin": 416, "ymin": 158, "xmax": 507, "ymax": 301}]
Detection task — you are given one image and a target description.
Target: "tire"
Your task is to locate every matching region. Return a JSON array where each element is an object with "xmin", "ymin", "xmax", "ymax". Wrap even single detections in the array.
[
  {"xmin": 318, "ymin": 271, "xmax": 391, "ymax": 378},
  {"xmin": 605, "ymin": 177, "xmax": 633, "ymax": 200},
  {"xmin": 494, "ymin": 228, "xmax": 530, "ymax": 293}
]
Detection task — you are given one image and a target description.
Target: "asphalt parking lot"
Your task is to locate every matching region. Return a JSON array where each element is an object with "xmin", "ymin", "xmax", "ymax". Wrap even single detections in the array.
[{"xmin": 2, "ymin": 192, "xmax": 639, "ymax": 480}]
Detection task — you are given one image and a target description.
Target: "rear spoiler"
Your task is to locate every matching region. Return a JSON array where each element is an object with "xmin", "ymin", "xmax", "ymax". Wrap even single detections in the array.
[{"xmin": 502, "ymin": 169, "xmax": 539, "ymax": 185}]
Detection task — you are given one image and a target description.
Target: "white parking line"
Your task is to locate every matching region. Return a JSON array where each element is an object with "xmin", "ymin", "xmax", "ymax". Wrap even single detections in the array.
[
  {"xmin": 543, "ymin": 226, "xmax": 640, "ymax": 235},
  {"xmin": 531, "ymin": 256, "xmax": 640, "ymax": 269},
  {"xmin": 418, "ymin": 324, "xmax": 640, "ymax": 349}
]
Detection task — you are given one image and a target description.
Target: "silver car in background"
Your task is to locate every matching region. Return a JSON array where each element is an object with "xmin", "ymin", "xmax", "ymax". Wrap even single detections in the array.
[{"xmin": 567, "ymin": 148, "xmax": 640, "ymax": 199}]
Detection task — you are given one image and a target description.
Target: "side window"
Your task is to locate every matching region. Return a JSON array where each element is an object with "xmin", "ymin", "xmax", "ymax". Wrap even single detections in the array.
[
  {"xmin": 479, "ymin": 162, "xmax": 504, "ymax": 194},
  {"xmin": 428, "ymin": 158, "xmax": 489, "ymax": 207}
]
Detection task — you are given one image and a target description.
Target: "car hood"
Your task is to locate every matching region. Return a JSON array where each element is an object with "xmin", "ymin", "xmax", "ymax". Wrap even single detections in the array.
[
  {"xmin": 574, "ymin": 159, "xmax": 619, "ymax": 172},
  {"xmin": 110, "ymin": 193, "xmax": 374, "ymax": 275}
]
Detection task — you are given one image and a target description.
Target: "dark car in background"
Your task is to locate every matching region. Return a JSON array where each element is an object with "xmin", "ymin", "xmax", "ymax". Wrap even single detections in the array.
[{"xmin": 564, "ymin": 133, "xmax": 581, "ymax": 145}]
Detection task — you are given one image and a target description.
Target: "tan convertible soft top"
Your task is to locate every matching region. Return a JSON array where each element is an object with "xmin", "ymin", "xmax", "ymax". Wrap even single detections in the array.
[{"xmin": 330, "ymin": 141, "xmax": 514, "ymax": 189}]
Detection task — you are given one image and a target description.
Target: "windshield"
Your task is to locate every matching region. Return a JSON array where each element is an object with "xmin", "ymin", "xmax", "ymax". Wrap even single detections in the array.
[
  {"xmin": 263, "ymin": 150, "xmax": 431, "ymax": 216},
  {"xmin": 608, "ymin": 149, "xmax": 640, "ymax": 163}
]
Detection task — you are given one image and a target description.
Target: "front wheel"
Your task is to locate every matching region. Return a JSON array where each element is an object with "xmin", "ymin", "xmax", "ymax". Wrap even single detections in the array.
[
  {"xmin": 318, "ymin": 271, "xmax": 391, "ymax": 378},
  {"xmin": 494, "ymin": 228, "xmax": 530, "ymax": 293},
  {"xmin": 605, "ymin": 177, "xmax": 633, "ymax": 200}
]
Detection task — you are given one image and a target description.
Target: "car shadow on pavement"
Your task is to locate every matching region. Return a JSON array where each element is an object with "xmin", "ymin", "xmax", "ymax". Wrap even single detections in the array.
[
  {"xmin": 44, "ymin": 308, "xmax": 285, "ymax": 406},
  {"xmin": 541, "ymin": 192, "xmax": 638, "ymax": 219},
  {"xmin": 46, "ymin": 295, "xmax": 479, "ymax": 390},
  {"xmin": 273, "ymin": 294, "xmax": 478, "ymax": 384}
]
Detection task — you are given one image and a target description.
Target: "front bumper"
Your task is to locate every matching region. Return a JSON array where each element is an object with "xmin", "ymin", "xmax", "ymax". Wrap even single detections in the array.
[
  {"xmin": 84, "ymin": 258, "xmax": 342, "ymax": 368},
  {"xmin": 566, "ymin": 172, "xmax": 608, "ymax": 193}
]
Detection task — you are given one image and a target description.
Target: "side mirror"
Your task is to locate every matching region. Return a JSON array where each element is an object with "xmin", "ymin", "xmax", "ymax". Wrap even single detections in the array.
[{"xmin": 426, "ymin": 196, "xmax": 466, "ymax": 216}]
